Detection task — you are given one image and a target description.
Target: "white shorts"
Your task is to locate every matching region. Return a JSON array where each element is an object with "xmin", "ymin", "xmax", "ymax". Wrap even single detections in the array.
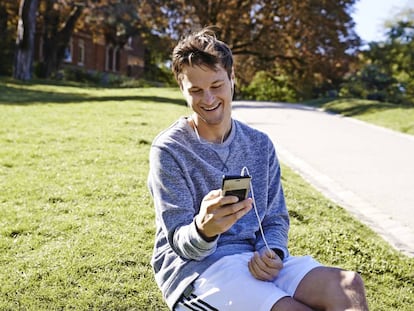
[{"xmin": 175, "ymin": 252, "xmax": 321, "ymax": 311}]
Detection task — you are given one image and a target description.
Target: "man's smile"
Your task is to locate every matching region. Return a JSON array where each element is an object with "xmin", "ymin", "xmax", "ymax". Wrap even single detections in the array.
[{"xmin": 202, "ymin": 102, "xmax": 221, "ymax": 111}]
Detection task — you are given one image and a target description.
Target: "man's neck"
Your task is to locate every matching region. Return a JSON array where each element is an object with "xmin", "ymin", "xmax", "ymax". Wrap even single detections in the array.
[{"xmin": 190, "ymin": 117, "xmax": 232, "ymax": 144}]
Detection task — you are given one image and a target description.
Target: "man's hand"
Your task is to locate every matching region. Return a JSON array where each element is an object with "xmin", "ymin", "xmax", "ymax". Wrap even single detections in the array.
[
  {"xmin": 195, "ymin": 189, "xmax": 253, "ymax": 240},
  {"xmin": 248, "ymin": 248, "xmax": 283, "ymax": 281}
]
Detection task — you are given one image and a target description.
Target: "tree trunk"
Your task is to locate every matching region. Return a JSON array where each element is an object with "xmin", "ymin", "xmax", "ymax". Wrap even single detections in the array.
[
  {"xmin": 41, "ymin": 3, "xmax": 83, "ymax": 78},
  {"xmin": 13, "ymin": 0, "xmax": 39, "ymax": 81}
]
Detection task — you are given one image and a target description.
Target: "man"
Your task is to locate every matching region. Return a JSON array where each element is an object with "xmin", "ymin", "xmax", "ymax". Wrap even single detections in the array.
[{"xmin": 148, "ymin": 27, "xmax": 369, "ymax": 311}]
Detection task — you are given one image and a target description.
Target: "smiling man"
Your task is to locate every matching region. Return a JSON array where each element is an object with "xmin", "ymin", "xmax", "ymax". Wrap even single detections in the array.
[{"xmin": 147, "ymin": 27, "xmax": 369, "ymax": 311}]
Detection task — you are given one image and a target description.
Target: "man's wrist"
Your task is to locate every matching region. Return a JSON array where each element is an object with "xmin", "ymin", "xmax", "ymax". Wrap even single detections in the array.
[
  {"xmin": 197, "ymin": 228, "xmax": 217, "ymax": 242},
  {"xmin": 194, "ymin": 219, "xmax": 217, "ymax": 242}
]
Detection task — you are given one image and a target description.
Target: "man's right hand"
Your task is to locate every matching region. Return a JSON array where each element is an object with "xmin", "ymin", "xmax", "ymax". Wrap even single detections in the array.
[{"xmin": 195, "ymin": 189, "xmax": 253, "ymax": 241}]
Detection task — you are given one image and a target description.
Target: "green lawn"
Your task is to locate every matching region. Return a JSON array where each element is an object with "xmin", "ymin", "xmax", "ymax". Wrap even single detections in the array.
[
  {"xmin": 305, "ymin": 98, "xmax": 414, "ymax": 135},
  {"xmin": 1, "ymin": 79, "xmax": 413, "ymax": 310}
]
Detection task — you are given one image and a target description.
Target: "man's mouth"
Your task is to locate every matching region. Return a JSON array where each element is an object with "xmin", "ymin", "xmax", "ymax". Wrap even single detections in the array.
[{"xmin": 202, "ymin": 103, "xmax": 221, "ymax": 111}]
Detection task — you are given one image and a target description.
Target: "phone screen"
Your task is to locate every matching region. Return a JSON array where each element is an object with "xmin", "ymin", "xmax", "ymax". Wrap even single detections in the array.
[{"xmin": 221, "ymin": 175, "xmax": 251, "ymax": 202}]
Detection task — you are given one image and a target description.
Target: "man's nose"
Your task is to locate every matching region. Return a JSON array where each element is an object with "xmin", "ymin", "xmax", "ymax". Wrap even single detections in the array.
[{"xmin": 203, "ymin": 90, "xmax": 215, "ymax": 105}]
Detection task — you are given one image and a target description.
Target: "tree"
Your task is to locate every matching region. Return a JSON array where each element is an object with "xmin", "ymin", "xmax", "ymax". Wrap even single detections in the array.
[
  {"xmin": 37, "ymin": 0, "xmax": 84, "ymax": 78},
  {"xmin": 346, "ymin": 7, "xmax": 414, "ymax": 104},
  {"xmin": 384, "ymin": 8, "xmax": 414, "ymax": 102},
  {"xmin": 7, "ymin": 0, "xmax": 363, "ymax": 92},
  {"xmin": 157, "ymin": 0, "xmax": 361, "ymax": 99},
  {"xmin": 37, "ymin": 0, "xmax": 166, "ymax": 78},
  {"xmin": 87, "ymin": 0, "xmax": 173, "ymax": 81},
  {"xmin": 0, "ymin": 1, "xmax": 19, "ymax": 75},
  {"xmin": 13, "ymin": 0, "xmax": 39, "ymax": 81}
]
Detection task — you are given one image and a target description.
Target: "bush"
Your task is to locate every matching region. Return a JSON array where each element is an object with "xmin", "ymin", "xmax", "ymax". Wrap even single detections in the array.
[
  {"xmin": 240, "ymin": 71, "xmax": 297, "ymax": 102},
  {"xmin": 340, "ymin": 65, "xmax": 407, "ymax": 104},
  {"xmin": 39, "ymin": 67, "xmax": 164, "ymax": 88},
  {"xmin": 143, "ymin": 63, "xmax": 176, "ymax": 87}
]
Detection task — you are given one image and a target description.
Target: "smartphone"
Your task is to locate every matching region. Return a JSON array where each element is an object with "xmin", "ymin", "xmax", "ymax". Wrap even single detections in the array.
[{"xmin": 221, "ymin": 175, "xmax": 251, "ymax": 202}]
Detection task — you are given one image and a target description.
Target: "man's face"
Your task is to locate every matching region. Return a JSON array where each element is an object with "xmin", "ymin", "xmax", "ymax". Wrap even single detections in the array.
[{"xmin": 179, "ymin": 64, "xmax": 234, "ymax": 127}]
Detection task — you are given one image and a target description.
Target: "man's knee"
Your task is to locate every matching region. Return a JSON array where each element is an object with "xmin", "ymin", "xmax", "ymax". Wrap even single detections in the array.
[
  {"xmin": 293, "ymin": 267, "xmax": 368, "ymax": 310},
  {"xmin": 340, "ymin": 270, "xmax": 366, "ymax": 293}
]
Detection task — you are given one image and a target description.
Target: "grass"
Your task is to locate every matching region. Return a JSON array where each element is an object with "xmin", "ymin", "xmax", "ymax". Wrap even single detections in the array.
[
  {"xmin": 304, "ymin": 98, "xmax": 414, "ymax": 135},
  {"xmin": 1, "ymin": 78, "xmax": 413, "ymax": 310}
]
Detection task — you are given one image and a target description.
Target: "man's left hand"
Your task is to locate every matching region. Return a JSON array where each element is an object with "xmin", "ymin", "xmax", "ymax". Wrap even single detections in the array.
[{"xmin": 248, "ymin": 248, "xmax": 283, "ymax": 281}]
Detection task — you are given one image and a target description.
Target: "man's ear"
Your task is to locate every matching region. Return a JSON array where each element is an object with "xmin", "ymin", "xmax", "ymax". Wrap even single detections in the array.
[
  {"xmin": 230, "ymin": 68, "xmax": 235, "ymax": 95},
  {"xmin": 231, "ymin": 68, "xmax": 235, "ymax": 82},
  {"xmin": 231, "ymin": 68, "xmax": 235, "ymax": 88}
]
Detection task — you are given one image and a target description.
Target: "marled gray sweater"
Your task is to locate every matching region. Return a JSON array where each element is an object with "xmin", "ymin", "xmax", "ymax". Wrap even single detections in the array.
[{"xmin": 147, "ymin": 117, "xmax": 290, "ymax": 309}]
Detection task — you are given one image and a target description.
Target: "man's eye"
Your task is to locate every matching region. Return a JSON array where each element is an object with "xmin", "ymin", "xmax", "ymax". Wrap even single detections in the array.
[
  {"xmin": 212, "ymin": 84, "xmax": 223, "ymax": 89},
  {"xmin": 190, "ymin": 89, "xmax": 202, "ymax": 94}
]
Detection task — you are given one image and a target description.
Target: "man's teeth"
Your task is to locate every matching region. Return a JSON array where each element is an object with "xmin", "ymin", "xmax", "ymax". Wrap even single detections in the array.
[{"xmin": 204, "ymin": 104, "xmax": 220, "ymax": 111}]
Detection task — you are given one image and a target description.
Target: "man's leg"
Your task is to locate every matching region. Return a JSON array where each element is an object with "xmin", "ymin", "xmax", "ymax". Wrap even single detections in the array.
[
  {"xmin": 292, "ymin": 266, "xmax": 368, "ymax": 311},
  {"xmin": 271, "ymin": 296, "xmax": 314, "ymax": 311}
]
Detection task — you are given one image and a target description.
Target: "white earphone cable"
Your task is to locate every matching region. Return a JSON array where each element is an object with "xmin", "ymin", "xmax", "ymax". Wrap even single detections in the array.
[{"xmin": 241, "ymin": 166, "xmax": 272, "ymax": 255}]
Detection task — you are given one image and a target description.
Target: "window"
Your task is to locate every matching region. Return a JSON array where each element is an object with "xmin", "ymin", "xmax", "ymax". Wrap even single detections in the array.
[
  {"xmin": 106, "ymin": 45, "xmax": 113, "ymax": 71},
  {"xmin": 78, "ymin": 39, "xmax": 84, "ymax": 66},
  {"xmin": 114, "ymin": 47, "xmax": 120, "ymax": 72},
  {"xmin": 105, "ymin": 45, "xmax": 120, "ymax": 72},
  {"xmin": 64, "ymin": 39, "xmax": 73, "ymax": 63}
]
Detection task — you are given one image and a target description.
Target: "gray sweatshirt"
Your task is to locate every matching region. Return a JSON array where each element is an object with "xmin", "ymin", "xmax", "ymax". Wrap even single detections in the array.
[{"xmin": 147, "ymin": 117, "xmax": 290, "ymax": 309}]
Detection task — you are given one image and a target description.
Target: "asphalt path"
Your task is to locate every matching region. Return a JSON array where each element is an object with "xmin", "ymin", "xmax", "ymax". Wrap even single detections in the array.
[{"xmin": 232, "ymin": 101, "xmax": 414, "ymax": 257}]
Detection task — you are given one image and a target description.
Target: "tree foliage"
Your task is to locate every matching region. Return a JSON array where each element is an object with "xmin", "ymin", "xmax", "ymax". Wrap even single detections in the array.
[
  {"xmin": 18, "ymin": 0, "xmax": 169, "ymax": 79},
  {"xmin": 240, "ymin": 71, "xmax": 296, "ymax": 102},
  {"xmin": 158, "ymin": 0, "xmax": 360, "ymax": 100},
  {"xmin": 4, "ymin": 0, "xmax": 362, "ymax": 99},
  {"xmin": 341, "ymin": 7, "xmax": 413, "ymax": 104},
  {"xmin": 340, "ymin": 64, "xmax": 401, "ymax": 102},
  {"xmin": 382, "ymin": 8, "xmax": 414, "ymax": 102}
]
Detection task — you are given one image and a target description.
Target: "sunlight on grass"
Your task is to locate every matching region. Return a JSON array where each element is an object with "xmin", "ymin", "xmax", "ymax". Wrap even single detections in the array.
[
  {"xmin": 0, "ymin": 81, "xmax": 413, "ymax": 310},
  {"xmin": 320, "ymin": 98, "xmax": 414, "ymax": 135}
]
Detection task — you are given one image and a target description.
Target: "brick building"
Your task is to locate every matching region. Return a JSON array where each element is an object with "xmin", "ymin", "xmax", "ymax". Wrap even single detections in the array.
[{"xmin": 35, "ymin": 30, "xmax": 145, "ymax": 78}]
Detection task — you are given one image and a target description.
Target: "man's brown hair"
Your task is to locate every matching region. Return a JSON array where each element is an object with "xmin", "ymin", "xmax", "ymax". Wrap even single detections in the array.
[{"xmin": 172, "ymin": 27, "xmax": 233, "ymax": 84}]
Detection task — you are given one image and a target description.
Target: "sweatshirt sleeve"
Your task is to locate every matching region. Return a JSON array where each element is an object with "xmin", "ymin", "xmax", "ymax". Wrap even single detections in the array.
[
  {"xmin": 148, "ymin": 145, "xmax": 217, "ymax": 261},
  {"xmin": 255, "ymin": 140, "xmax": 290, "ymax": 259}
]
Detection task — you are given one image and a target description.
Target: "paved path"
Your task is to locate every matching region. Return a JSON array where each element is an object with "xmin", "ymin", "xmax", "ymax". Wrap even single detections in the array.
[{"xmin": 232, "ymin": 101, "xmax": 414, "ymax": 257}]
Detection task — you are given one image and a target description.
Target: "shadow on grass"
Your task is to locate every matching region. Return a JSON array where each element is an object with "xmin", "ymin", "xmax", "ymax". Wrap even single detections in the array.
[
  {"xmin": 325, "ymin": 103, "xmax": 393, "ymax": 117},
  {"xmin": 303, "ymin": 97, "xmax": 414, "ymax": 117},
  {"xmin": 0, "ymin": 80, "xmax": 186, "ymax": 106}
]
